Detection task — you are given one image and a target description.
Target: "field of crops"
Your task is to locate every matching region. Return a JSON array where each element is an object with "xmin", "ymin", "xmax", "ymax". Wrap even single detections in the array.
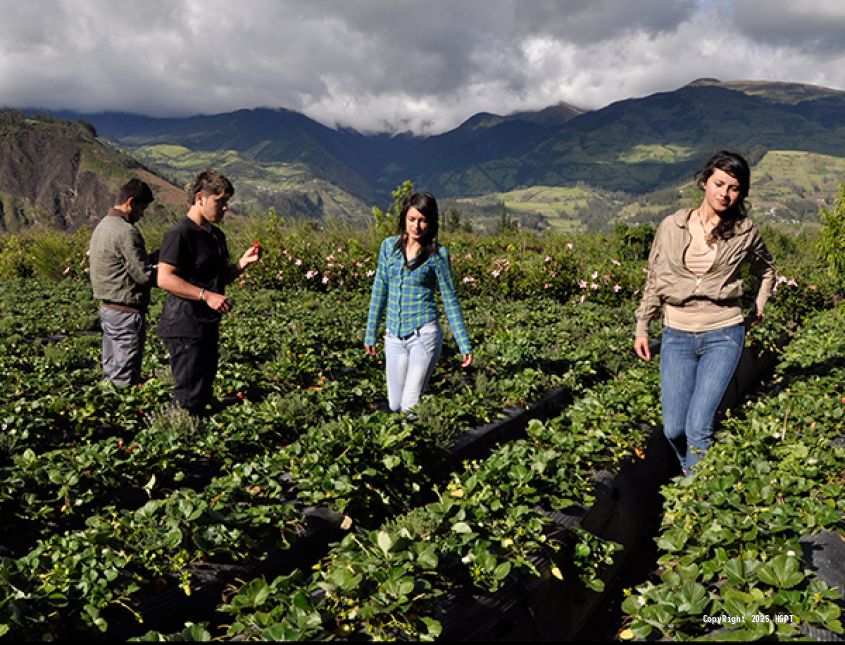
[{"xmin": 0, "ymin": 223, "xmax": 842, "ymax": 641}]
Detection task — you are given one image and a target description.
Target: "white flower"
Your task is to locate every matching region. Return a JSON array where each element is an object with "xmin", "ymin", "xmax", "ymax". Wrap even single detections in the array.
[
  {"xmin": 366, "ymin": 270, "xmax": 375, "ymax": 277},
  {"xmin": 306, "ymin": 270, "xmax": 318, "ymax": 279},
  {"xmin": 295, "ymin": 259, "xmax": 303, "ymax": 266},
  {"xmin": 613, "ymin": 284, "xmax": 622, "ymax": 293}
]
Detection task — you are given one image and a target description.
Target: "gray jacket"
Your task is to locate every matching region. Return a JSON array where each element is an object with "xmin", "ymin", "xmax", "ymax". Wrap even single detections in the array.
[
  {"xmin": 89, "ymin": 209, "xmax": 154, "ymax": 309},
  {"xmin": 635, "ymin": 208, "xmax": 776, "ymax": 337}
]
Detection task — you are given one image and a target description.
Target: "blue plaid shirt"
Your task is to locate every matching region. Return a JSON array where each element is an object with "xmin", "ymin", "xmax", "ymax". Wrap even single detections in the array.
[{"xmin": 365, "ymin": 236, "xmax": 472, "ymax": 355}]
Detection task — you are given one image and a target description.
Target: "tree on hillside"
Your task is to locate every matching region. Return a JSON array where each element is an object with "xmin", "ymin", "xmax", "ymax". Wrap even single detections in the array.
[
  {"xmin": 371, "ymin": 180, "xmax": 414, "ymax": 236},
  {"xmin": 494, "ymin": 201, "xmax": 517, "ymax": 234},
  {"xmin": 818, "ymin": 184, "xmax": 845, "ymax": 294},
  {"xmin": 442, "ymin": 205, "xmax": 473, "ymax": 234}
]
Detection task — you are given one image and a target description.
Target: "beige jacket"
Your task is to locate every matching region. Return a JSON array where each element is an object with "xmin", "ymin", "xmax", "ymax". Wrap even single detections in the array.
[{"xmin": 635, "ymin": 208, "xmax": 776, "ymax": 337}]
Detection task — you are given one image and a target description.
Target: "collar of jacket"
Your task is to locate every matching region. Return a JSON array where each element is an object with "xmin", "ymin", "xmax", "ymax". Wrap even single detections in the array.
[
  {"xmin": 108, "ymin": 208, "xmax": 132, "ymax": 223},
  {"xmin": 669, "ymin": 208, "xmax": 754, "ymax": 235}
]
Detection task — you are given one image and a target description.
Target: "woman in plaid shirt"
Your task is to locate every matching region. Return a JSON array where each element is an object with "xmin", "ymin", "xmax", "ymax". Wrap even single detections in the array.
[{"xmin": 365, "ymin": 192, "xmax": 473, "ymax": 413}]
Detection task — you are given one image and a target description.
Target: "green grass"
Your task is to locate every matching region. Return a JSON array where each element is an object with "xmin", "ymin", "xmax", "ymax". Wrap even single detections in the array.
[{"xmin": 617, "ymin": 144, "xmax": 697, "ymax": 164}]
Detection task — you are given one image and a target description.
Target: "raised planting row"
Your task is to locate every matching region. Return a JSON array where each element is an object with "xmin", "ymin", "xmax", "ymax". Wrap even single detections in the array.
[
  {"xmin": 149, "ymin": 280, "xmax": 830, "ymax": 642},
  {"xmin": 158, "ymin": 358, "xmax": 664, "ymax": 641},
  {"xmin": 0, "ymin": 285, "xmax": 642, "ymax": 640},
  {"xmin": 621, "ymin": 303, "xmax": 845, "ymax": 640},
  {"xmin": 0, "ymin": 284, "xmax": 634, "ymax": 551},
  {"xmin": 0, "ymin": 258, "xmax": 829, "ymax": 640}
]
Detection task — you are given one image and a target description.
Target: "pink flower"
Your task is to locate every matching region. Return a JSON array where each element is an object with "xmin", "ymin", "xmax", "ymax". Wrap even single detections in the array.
[
  {"xmin": 578, "ymin": 280, "xmax": 588, "ymax": 289},
  {"xmin": 613, "ymin": 284, "xmax": 622, "ymax": 293},
  {"xmin": 321, "ymin": 275, "xmax": 329, "ymax": 285},
  {"xmin": 591, "ymin": 271, "xmax": 599, "ymax": 280},
  {"xmin": 463, "ymin": 276, "xmax": 476, "ymax": 283},
  {"xmin": 544, "ymin": 282, "xmax": 552, "ymax": 289},
  {"xmin": 306, "ymin": 270, "xmax": 318, "ymax": 280},
  {"xmin": 295, "ymin": 259, "xmax": 303, "ymax": 266},
  {"xmin": 491, "ymin": 269, "xmax": 501, "ymax": 278},
  {"xmin": 590, "ymin": 283, "xmax": 599, "ymax": 290},
  {"xmin": 366, "ymin": 270, "xmax": 375, "ymax": 277}
]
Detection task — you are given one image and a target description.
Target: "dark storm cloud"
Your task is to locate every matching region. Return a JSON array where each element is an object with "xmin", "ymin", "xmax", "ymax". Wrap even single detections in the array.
[{"xmin": 731, "ymin": 0, "xmax": 845, "ymax": 52}]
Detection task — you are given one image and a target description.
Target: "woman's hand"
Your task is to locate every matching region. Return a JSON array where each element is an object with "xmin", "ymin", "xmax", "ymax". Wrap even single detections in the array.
[
  {"xmin": 744, "ymin": 311, "xmax": 764, "ymax": 331},
  {"xmin": 633, "ymin": 336, "xmax": 651, "ymax": 362},
  {"xmin": 461, "ymin": 353, "xmax": 474, "ymax": 368},
  {"xmin": 364, "ymin": 344, "xmax": 378, "ymax": 357}
]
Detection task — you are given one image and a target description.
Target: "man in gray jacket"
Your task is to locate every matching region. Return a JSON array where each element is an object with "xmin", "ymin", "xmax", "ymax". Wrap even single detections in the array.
[{"xmin": 89, "ymin": 178, "xmax": 157, "ymax": 386}]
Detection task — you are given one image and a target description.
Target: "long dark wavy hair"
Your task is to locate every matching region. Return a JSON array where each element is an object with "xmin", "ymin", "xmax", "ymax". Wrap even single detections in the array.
[
  {"xmin": 394, "ymin": 192, "xmax": 440, "ymax": 269},
  {"xmin": 694, "ymin": 150, "xmax": 751, "ymax": 242}
]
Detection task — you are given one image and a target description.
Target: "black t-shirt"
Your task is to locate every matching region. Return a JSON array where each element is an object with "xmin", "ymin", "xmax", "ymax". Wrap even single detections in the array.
[{"xmin": 157, "ymin": 217, "xmax": 230, "ymax": 338}]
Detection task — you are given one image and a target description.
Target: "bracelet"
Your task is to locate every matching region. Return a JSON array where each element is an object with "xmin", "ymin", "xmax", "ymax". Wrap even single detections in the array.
[{"xmin": 199, "ymin": 288, "xmax": 206, "ymax": 302}]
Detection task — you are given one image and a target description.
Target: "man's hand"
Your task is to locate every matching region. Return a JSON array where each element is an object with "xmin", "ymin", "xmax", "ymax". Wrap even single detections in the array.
[
  {"xmin": 204, "ymin": 291, "xmax": 232, "ymax": 314},
  {"xmin": 238, "ymin": 243, "xmax": 262, "ymax": 271}
]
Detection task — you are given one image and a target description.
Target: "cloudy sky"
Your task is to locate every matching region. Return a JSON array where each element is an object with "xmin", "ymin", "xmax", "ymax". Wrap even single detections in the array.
[{"xmin": 2, "ymin": 0, "xmax": 845, "ymax": 134}]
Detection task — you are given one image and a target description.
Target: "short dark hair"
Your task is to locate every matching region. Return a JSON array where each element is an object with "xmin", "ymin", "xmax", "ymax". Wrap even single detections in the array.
[
  {"xmin": 116, "ymin": 178, "xmax": 154, "ymax": 207},
  {"xmin": 188, "ymin": 169, "xmax": 234, "ymax": 206},
  {"xmin": 695, "ymin": 150, "xmax": 751, "ymax": 241}
]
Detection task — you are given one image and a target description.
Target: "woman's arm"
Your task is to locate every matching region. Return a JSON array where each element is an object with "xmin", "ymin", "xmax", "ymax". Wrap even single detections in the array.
[
  {"xmin": 364, "ymin": 240, "xmax": 391, "ymax": 352},
  {"xmin": 633, "ymin": 221, "xmax": 666, "ymax": 361},
  {"xmin": 433, "ymin": 246, "xmax": 473, "ymax": 361},
  {"xmin": 747, "ymin": 228, "xmax": 776, "ymax": 317}
]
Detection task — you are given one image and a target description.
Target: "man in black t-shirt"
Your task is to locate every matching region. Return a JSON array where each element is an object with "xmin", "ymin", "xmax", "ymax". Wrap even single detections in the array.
[{"xmin": 157, "ymin": 169, "xmax": 261, "ymax": 415}]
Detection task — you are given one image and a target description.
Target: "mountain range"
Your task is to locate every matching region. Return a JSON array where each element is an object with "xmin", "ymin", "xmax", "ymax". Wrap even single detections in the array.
[{"xmin": 5, "ymin": 78, "xmax": 845, "ymax": 232}]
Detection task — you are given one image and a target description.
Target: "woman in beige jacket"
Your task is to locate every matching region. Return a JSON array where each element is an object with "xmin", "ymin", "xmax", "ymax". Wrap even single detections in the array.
[{"xmin": 633, "ymin": 150, "xmax": 776, "ymax": 475}]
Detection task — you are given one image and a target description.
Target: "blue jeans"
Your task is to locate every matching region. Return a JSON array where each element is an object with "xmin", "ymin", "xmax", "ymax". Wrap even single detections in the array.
[
  {"xmin": 659, "ymin": 324, "xmax": 744, "ymax": 475},
  {"xmin": 384, "ymin": 320, "xmax": 443, "ymax": 412}
]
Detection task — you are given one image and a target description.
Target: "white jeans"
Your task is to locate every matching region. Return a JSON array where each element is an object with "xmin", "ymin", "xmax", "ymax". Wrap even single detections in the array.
[{"xmin": 384, "ymin": 320, "xmax": 443, "ymax": 412}]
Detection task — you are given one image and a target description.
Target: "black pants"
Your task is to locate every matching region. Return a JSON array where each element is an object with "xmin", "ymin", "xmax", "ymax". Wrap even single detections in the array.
[{"xmin": 163, "ymin": 329, "xmax": 219, "ymax": 415}]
